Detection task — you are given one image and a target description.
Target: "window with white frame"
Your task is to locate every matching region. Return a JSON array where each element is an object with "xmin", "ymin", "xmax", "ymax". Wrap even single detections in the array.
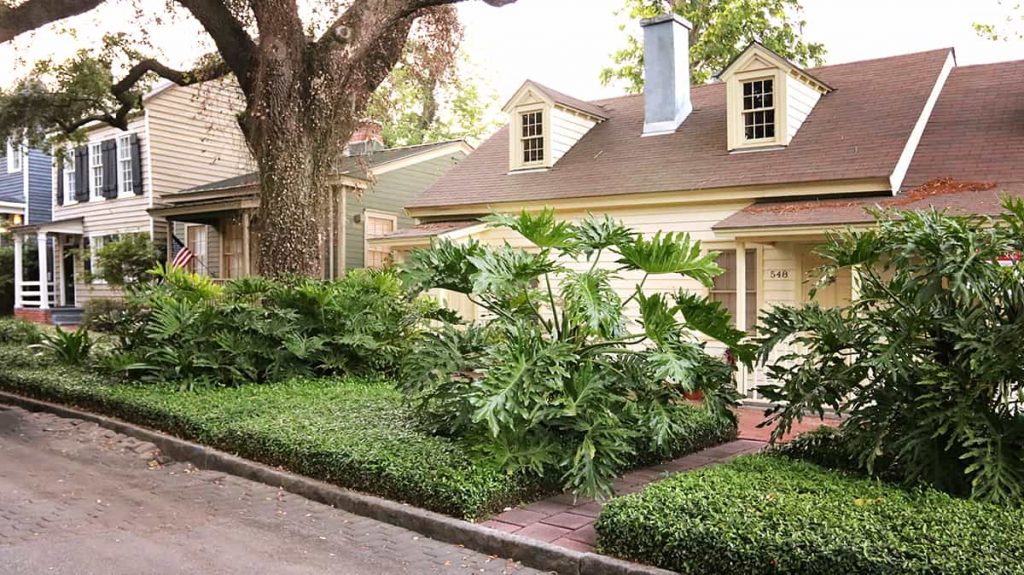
[
  {"xmin": 710, "ymin": 249, "xmax": 758, "ymax": 332},
  {"xmin": 6, "ymin": 139, "xmax": 22, "ymax": 173},
  {"xmin": 741, "ymin": 79, "xmax": 775, "ymax": 142},
  {"xmin": 88, "ymin": 233, "xmax": 121, "ymax": 283},
  {"xmin": 363, "ymin": 211, "xmax": 397, "ymax": 269},
  {"xmin": 520, "ymin": 111, "xmax": 544, "ymax": 165},
  {"xmin": 89, "ymin": 142, "xmax": 103, "ymax": 199},
  {"xmin": 63, "ymin": 149, "xmax": 76, "ymax": 204},
  {"xmin": 117, "ymin": 135, "xmax": 132, "ymax": 195}
]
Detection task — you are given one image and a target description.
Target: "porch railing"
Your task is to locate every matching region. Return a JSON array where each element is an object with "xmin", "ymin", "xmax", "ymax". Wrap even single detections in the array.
[{"xmin": 16, "ymin": 280, "xmax": 58, "ymax": 309}]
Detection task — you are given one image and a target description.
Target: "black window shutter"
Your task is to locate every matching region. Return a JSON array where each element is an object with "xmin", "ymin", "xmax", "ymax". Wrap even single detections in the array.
[
  {"xmin": 130, "ymin": 134, "xmax": 143, "ymax": 195},
  {"xmin": 55, "ymin": 161, "xmax": 64, "ymax": 206},
  {"xmin": 74, "ymin": 146, "xmax": 89, "ymax": 202},
  {"xmin": 101, "ymin": 139, "xmax": 117, "ymax": 198}
]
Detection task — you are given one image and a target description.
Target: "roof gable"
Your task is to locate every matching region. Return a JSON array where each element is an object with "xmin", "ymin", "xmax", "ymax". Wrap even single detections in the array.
[
  {"xmin": 502, "ymin": 80, "xmax": 609, "ymax": 121},
  {"xmin": 717, "ymin": 42, "xmax": 832, "ymax": 94}
]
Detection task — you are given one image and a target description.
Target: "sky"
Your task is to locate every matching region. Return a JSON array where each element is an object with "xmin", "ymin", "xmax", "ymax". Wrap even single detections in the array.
[{"xmin": 0, "ymin": 0, "xmax": 1020, "ymax": 106}]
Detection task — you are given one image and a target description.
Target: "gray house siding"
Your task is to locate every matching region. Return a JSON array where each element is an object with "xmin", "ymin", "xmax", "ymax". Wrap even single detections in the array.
[
  {"xmin": 26, "ymin": 149, "xmax": 52, "ymax": 224},
  {"xmin": 345, "ymin": 152, "xmax": 465, "ymax": 269},
  {"xmin": 0, "ymin": 151, "xmax": 23, "ymax": 204}
]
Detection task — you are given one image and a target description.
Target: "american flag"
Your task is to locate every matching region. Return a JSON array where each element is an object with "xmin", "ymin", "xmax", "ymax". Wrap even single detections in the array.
[{"xmin": 170, "ymin": 246, "xmax": 194, "ymax": 269}]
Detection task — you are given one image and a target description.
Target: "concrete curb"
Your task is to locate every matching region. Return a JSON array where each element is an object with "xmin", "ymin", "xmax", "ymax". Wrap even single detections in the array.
[{"xmin": 0, "ymin": 390, "xmax": 674, "ymax": 575}]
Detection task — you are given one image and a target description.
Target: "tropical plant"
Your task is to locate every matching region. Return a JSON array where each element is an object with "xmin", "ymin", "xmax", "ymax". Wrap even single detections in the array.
[
  {"xmin": 756, "ymin": 197, "xmax": 1024, "ymax": 504},
  {"xmin": 401, "ymin": 209, "xmax": 752, "ymax": 498},
  {"xmin": 36, "ymin": 326, "xmax": 92, "ymax": 365},
  {"xmin": 101, "ymin": 265, "xmax": 438, "ymax": 386},
  {"xmin": 87, "ymin": 233, "xmax": 161, "ymax": 286},
  {"xmin": 0, "ymin": 246, "xmax": 13, "ymax": 315}
]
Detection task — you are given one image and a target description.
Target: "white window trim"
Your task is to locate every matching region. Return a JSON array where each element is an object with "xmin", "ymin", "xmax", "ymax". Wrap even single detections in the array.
[
  {"xmin": 183, "ymin": 223, "xmax": 209, "ymax": 277},
  {"xmin": 89, "ymin": 142, "xmax": 104, "ymax": 200},
  {"xmin": 704, "ymin": 243, "xmax": 763, "ymax": 335},
  {"xmin": 739, "ymin": 77, "xmax": 778, "ymax": 144},
  {"xmin": 726, "ymin": 69, "xmax": 789, "ymax": 151},
  {"xmin": 62, "ymin": 148, "xmax": 77, "ymax": 206},
  {"xmin": 88, "ymin": 234, "xmax": 107, "ymax": 284},
  {"xmin": 6, "ymin": 139, "xmax": 22, "ymax": 173},
  {"xmin": 116, "ymin": 134, "xmax": 133, "ymax": 197},
  {"xmin": 509, "ymin": 104, "xmax": 552, "ymax": 171},
  {"xmin": 363, "ymin": 210, "xmax": 398, "ymax": 268}
]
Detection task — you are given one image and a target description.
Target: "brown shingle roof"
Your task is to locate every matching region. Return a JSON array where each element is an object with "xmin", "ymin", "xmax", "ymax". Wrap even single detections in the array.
[
  {"xmin": 528, "ymin": 81, "xmax": 610, "ymax": 120},
  {"xmin": 713, "ymin": 179, "xmax": 1024, "ymax": 230},
  {"xmin": 901, "ymin": 60, "xmax": 1024, "ymax": 192},
  {"xmin": 715, "ymin": 59, "xmax": 1024, "ymax": 230},
  {"xmin": 409, "ymin": 49, "xmax": 953, "ymax": 212},
  {"xmin": 369, "ymin": 220, "xmax": 479, "ymax": 241}
]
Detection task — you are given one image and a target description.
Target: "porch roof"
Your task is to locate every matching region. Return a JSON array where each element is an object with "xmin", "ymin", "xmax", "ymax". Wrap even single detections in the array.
[
  {"xmin": 8, "ymin": 218, "xmax": 84, "ymax": 236},
  {"xmin": 713, "ymin": 179, "xmax": 1024, "ymax": 232},
  {"xmin": 366, "ymin": 220, "xmax": 484, "ymax": 248}
]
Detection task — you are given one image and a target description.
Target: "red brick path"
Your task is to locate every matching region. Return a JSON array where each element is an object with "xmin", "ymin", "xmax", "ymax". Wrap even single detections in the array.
[
  {"xmin": 735, "ymin": 405, "xmax": 839, "ymax": 442},
  {"xmin": 480, "ymin": 407, "xmax": 839, "ymax": 553}
]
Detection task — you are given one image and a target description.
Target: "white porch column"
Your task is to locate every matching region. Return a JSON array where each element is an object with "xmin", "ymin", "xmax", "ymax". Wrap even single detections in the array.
[
  {"xmin": 13, "ymin": 233, "xmax": 23, "ymax": 309},
  {"xmin": 734, "ymin": 241, "xmax": 748, "ymax": 395},
  {"xmin": 735, "ymin": 242, "xmax": 747, "ymax": 332},
  {"xmin": 850, "ymin": 265, "xmax": 863, "ymax": 302},
  {"xmin": 37, "ymin": 232, "xmax": 49, "ymax": 310}
]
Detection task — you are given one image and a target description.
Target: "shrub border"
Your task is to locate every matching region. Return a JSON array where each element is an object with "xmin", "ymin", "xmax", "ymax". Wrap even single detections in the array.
[{"xmin": 0, "ymin": 390, "xmax": 672, "ymax": 575}]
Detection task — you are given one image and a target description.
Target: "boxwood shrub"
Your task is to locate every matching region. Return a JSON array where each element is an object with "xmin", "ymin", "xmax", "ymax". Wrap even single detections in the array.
[
  {"xmin": 596, "ymin": 454, "xmax": 1024, "ymax": 575},
  {"xmin": 0, "ymin": 344, "xmax": 736, "ymax": 520},
  {"xmin": 0, "ymin": 345, "xmax": 537, "ymax": 519}
]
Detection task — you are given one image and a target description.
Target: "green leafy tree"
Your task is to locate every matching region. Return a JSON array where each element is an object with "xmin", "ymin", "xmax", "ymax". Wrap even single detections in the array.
[
  {"xmin": 401, "ymin": 209, "xmax": 753, "ymax": 498},
  {"xmin": 88, "ymin": 233, "xmax": 160, "ymax": 286},
  {"xmin": 0, "ymin": 0, "xmax": 515, "ymax": 278},
  {"xmin": 368, "ymin": 36, "xmax": 497, "ymax": 147},
  {"xmin": 974, "ymin": 1, "xmax": 1023, "ymax": 41},
  {"xmin": 601, "ymin": 0, "xmax": 826, "ymax": 92},
  {"xmin": 757, "ymin": 198, "xmax": 1024, "ymax": 504}
]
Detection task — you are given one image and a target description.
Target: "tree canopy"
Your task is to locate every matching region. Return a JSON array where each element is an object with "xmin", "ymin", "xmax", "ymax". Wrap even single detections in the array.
[
  {"xmin": 601, "ymin": 0, "xmax": 826, "ymax": 93},
  {"xmin": 0, "ymin": 0, "xmax": 514, "ymax": 277}
]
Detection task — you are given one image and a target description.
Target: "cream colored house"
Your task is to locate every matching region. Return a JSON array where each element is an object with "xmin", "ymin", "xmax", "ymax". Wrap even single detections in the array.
[
  {"xmin": 11, "ymin": 79, "xmax": 252, "ymax": 324},
  {"xmin": 370, "ymin": 15, "xmax": 1024, "ymax": 398}
]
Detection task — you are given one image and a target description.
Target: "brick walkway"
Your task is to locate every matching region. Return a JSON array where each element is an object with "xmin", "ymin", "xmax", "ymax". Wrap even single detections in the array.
[{"xmin": 481, "ymin": 406, "xmax": 838, "ymax": 553}]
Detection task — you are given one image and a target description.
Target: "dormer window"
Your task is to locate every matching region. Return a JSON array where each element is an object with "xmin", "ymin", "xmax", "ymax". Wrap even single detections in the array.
[
  {"xmin": 520, "ymin": 111, "xmax": 545, "ymax": 164},
  {"xmin": 742, "ymin": 79, "xmax": 775, "ymax": 141},
  {"xmin": 719, "ymin": 43, "xmax": 832, "ymax": 152},
  {"xmin": 503, "ymin": 80, "xmax": 607, "ymax": 172}
]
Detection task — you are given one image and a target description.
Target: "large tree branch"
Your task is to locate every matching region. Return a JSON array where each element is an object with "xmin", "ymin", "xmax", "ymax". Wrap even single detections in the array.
[
  {"xmin": 60, "ymin": 58, "xmax": 231, "ymax": 133},
  {"xmin": 0, "ymin": 0, "xmax": 106, "ymax": 43},
  {"xmin": 175, "ymin": 0, "xmax": 256, "ymax": 91}
]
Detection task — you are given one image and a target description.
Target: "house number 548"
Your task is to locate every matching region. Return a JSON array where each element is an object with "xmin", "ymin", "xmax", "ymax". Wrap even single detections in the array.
[{"xmin": 768, "ymin": 269, "xmax": 791, "ymax": 280}]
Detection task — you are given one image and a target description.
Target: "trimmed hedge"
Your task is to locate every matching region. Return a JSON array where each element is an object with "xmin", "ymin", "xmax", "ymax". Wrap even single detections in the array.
[
  {"xmin": 0, "ymin": 344, "xmax": 735, "ymax": 520},
  {"xmin": 596, "ymin": 454, "xmax": 1024, "ymax": 575},
  {"xmin": 0, "ymin": 345, "xmax": 536, "ymax": 519}
]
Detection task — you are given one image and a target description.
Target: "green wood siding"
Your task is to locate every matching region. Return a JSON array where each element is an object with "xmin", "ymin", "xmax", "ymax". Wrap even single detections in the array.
[{"xmin": 345, "ymin": 151, "xmax": 465, "ymax": 269}]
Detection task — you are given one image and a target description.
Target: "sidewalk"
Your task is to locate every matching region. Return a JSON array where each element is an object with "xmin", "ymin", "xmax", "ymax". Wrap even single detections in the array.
[{"xmin": 481, "ymin": 407, "xmax": 837, "ymax": 553}]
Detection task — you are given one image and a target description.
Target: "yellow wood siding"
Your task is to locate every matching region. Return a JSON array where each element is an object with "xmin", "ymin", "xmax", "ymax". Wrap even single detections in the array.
[
  {"xmin": 786, "ymin": 74, "xmax": 821, "ymax": 140},
  {"xmin": 551, "ymin": 107, "xmax": 597, "ymax": 164},
  {"xmin": 440, "ymin": 200, "xmax": 840, "ymax": 398}
]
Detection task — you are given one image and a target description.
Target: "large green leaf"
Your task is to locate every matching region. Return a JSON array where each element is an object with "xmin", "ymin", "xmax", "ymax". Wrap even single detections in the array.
[
  {"xmin": 574, "ymin": 213, "xmax": 634, "ymax": 258},
  {"xmin": 484, "ymin": 208, "xmax": 576, "ymax": 250},
  {"xmin": 468, "ymin": 245, "xmax": 561, "ymax": 298},
  {"xmin": 561, "ymin": 269, "xmax": 623, "ymax": 338},
  {"xmin": 400, "ymin": 238, "xmax": 483, "ymax": 294},
  {"xmin": 616, "ymin": 231, "xmax": 722, "ymax": 285},
  {"xmin": 674, "ymin": 290, "xmax": 755, "ymax": 364}
]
